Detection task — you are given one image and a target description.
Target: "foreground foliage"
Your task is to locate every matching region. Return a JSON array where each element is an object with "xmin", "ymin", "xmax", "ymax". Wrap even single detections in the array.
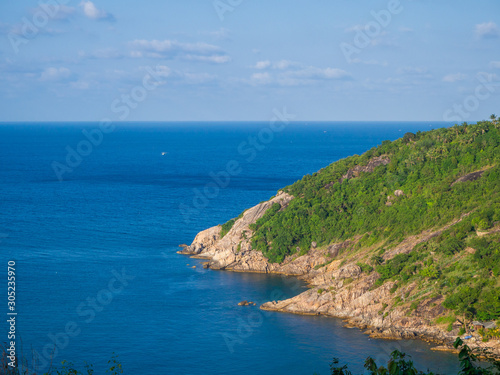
[
  {"xmin": 3, "ymin": 338, "xmax": 499, "ymax": 374},
  {"xmin": 327, "ymin": 338, "xmax": 500, "ymax": 375},
  {"xmin": 0, "ymin": 347, "xmax": 123, "ymax": 375}
]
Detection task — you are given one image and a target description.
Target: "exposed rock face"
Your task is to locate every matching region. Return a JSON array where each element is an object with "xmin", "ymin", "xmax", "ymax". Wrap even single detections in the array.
[
  {"xmin": 261, "ymin": 268, "xmax": 500, "ymax": 356},
  {"xmin": 386, "ymin": 190, "xmax": 404, "ymax": 206},
  {"xmin": 180, "ymin": 191, "xmax": 334, "ymax": 275},
  {"xmin": 177, "ymin": 225, "xmax": 221, "ymax": 256},
  {"xmin": 261, "ymin": 273, "xmax": 452, "ymax": 344},
  {"xmin": 383, "ymin": 211, "xmax": 471, "ymax": 260},
  {"xmin": 179, "ymin": 193, "xmax": 499, "ymax": 357},
  {"xmin": 339, "ymin": 156, "xmax": 391, "ymax": 183},
  {"xmin": 394, "ymin": 189, "xmax": 404, "ymax": 197},
  {"xmin": 324, "ymin": 156, "xmax": 391, "ymax": 188},
  {"xmin": 451, "ymin": 170, "xmax": 485, "ymax": 186}
]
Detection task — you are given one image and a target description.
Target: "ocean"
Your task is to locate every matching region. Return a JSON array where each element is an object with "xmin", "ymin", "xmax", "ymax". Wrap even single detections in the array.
[{"xmin": 0, "ymin": 122, "xmax": 462, "ymax": 374}]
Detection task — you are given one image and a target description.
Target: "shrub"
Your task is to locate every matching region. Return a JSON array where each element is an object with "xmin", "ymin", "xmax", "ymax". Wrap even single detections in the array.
[
  {"xmin": 220, "ymin": 219, "xmax": 236, "ymax": 238},
  {"xmin": 356, "ymin": 262, "xmax": 373, "ymax": 274}
]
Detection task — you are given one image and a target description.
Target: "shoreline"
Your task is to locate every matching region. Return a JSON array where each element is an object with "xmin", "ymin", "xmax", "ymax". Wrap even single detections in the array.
[
  {"xmin": 177, "ymin": 231, "xmax": 500, "ymax": 358},
  {"xmin": 179, "ymin": 248, "xmax": 467, "ymax": 356},
  {"xmin": 178, "ymin": 142, "xmax": 500, "ymax": 360}
]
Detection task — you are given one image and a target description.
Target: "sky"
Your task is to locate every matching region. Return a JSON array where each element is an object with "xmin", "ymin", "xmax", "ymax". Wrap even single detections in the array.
[{"xmin": 0, "ymin": 0, "xmax": 499, "ymax": 122}]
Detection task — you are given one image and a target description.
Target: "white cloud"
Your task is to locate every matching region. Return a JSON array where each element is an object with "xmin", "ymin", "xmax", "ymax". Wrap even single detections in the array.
[
  {"xmin": 442, "ymin": 73, "xmax": 466, "ymax": 83},
  {"xmin": 351, "ymin": 58, "xmax": 388, "ymax": 67},
  {"xmin": 370, "ymin": 32, "xmax": 398, "ymax": 48},
  {"xmin": 205, "ymin": 28, "xmax": 230, "ymax": 40},
  {"xmin": 477, "ymin": 72, "xmax": 499, "ymax": 82},
  {"xmin": 129, "ymin": 39, "xmax": 230, "ymax": 64},
  {"xmin": 138, "ymin": 65, "xmax": 215, "ymax": 86},
  {"xmin": 397, "ymin": 66, "xmax": 429, "ymax": 76},
  {"xmin": 55, "ymin": 5, "xmax": 77, "ymax": 20},
  {"xmin": 399, "ymin": 27, "xmax": 413, "ymax": 33},
  {"xmin": 70, "ymin": 80, "xmax": 90, "ymax": 90},
  {"xmin": 131, "ymin": 40, "xmax": 220, "ymax": 54},
  {"xmin": 254, "ymin": 60, "xmax": 271, "ymax": 69},
  {"xmin": 345, "ymin": 26, "xmax": 398, "ymax": 48},
  {"xmin": 182, "ymin": 72, "xmax": 216, "ymax": 85},
  {"xmin": 150, "ymin": 65, "xmax": 172, "ymax": 78},
  {"xmin": 29, "ymin": 4, "xmax": 76, "ymax": 20},
  {"xmin": 475, "ymin": 22, "xmax": 499, "ymax": 39},
  {"xmin": 489, "ymin": 61, "xmax": 500, "ymax": 69},
  {"xmin": 250, "ymin": 72, "xmax": 272, "ymax": 85},
  {"xmin": 39, "ymin": 67, "xmax": 71, "ymax": 82},
  {"xmin": 138, "ymin": 65, "xmax": 171, "ymax": 85},
  {"xmin": 288, "ymin": 67, "xmax": 350, "ymax": 80},
  {"xmin": 79, "ymin": 1, "xmax": 114, "ymax": 21},
  {"xmin": 274, "ymin": 60, "xmax": 296, "ymax": 70},
  {"xmin": 345, "ymin": 25, "xmax": 364, "ymax": 33},
  {"xmin": 251, "ymin": 60, "xmax": 302, "ymax": 70},
  {"xmin": 80, "ymin": 48, "xmax": 123, "ymax": 60},
  {"xmin": 183, "ymin": 54, "xmax": 231, "ymax": 64},
  {"xmin": 9, "ymin": 24, "xmax": 63, "ymax": 36},
  {"xmin": 248, "ymin": 61, "xmax": 351, "ymax": 86}
]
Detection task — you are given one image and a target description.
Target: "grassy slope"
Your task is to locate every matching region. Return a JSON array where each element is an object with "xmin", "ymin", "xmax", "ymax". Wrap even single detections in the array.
[{"xmin": 224, "ymin": 120, "xmax": 500, "ymax": 324}]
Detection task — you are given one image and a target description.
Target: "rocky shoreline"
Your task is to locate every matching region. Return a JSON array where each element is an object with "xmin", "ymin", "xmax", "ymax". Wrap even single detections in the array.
[{"xmin": 178, "ymin": 191, "xmax": 500, "ymax": 357}]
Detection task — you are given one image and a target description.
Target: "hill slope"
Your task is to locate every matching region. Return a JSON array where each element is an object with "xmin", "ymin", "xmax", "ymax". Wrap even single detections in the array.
[{"xmin": 180, "ymin": 119, "xmax": 500, "ymax": 354}]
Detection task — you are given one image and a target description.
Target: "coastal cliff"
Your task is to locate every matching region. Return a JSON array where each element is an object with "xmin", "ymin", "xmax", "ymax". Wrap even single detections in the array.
[{"xmin": 179, "ymin": 120, "xmax": 500, "ymax": 357}]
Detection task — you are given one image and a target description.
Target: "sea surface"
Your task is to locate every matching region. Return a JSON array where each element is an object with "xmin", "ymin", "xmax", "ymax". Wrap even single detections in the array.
[{"xmin": 0, "ymin": 122, "xmax": 462, "ymax": 374}]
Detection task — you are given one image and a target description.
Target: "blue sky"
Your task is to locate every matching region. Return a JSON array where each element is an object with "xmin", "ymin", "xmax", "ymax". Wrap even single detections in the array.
[{"xmin": 0, "ymin": 0, "xmax": 499, "ymax": 122}]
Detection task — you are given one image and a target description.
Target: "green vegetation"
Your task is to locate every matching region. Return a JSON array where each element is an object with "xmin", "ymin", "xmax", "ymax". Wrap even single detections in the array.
[
  {"xmin": 435, "ymin": 314, "xmax": 456, "ymax": 325},
  {"xmin": 250, "ymin": 120, "xmax": 500, "ymax": 263},
  {"xmin": 0, "ymin": 348, "xmax": 123, "ymax": 375},
  {"xmin": 226, "ymin": 119, "xmax": 500, "ymax": 323},
  {"xmin": 326, "ymin": 338, "xmax": 500, "ymax": 374},
  {"xmin": 356, "ymin": 262, "xmax": 373, "ymax": 274},
  {"xmin": 220, "ymin": 211, "xmax": 244, "ymax": 238}
]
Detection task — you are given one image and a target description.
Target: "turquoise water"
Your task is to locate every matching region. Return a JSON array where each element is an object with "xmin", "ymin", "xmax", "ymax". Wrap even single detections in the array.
[{"xmin": 0, "ymin": 122, "xmax": 461, "ymax": 374}]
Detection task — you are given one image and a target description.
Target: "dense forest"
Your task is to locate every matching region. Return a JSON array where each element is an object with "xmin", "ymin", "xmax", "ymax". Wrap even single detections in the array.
[{"xmin": 224, "ymin": 118, "xmax": 500, "ymax": 324}]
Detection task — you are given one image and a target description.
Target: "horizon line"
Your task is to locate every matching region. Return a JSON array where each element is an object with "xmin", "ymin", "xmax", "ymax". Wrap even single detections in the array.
[{"xmin": 0, "ymin": 120, "xmax": 471, "ymax": 124}]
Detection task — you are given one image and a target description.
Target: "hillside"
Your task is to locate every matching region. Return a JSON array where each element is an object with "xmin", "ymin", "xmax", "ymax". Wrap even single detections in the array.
[{"xmin": 180, "ymin": 119, "xmax": 500, "ymax": 355}]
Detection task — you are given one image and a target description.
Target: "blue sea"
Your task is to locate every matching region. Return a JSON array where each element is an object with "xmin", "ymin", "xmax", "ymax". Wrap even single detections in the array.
[{"xmin": 0, "ymin": 122, "xmax": 462, "ymax": 374}]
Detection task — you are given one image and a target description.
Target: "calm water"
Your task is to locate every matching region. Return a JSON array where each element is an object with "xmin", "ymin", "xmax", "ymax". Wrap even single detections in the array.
[{"xmin": 0, "ymin": 122, "xmax": 461, "ymax": 374}]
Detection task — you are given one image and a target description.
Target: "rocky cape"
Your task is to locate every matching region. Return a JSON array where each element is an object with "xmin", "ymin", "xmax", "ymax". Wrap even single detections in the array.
[{"xmin": 178, "ymin": 190, "xmax": 500, "ymax": 357}]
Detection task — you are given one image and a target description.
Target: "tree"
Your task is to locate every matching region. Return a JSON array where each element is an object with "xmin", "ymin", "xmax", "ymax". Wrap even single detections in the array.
[
  {"xmin": 364, "ymin": 350, "xmax": 435, "ymax": 374},
  {"xmin": 327, "ymin": 339, "xmax": 500, "ymax": 375},
  {"xmin": 403, "ymin": 132, "xmax": 416, "ymax": 144},
  {"xmin": 453, "ymin": 337, "xmax": 500, "ymax": 375}
]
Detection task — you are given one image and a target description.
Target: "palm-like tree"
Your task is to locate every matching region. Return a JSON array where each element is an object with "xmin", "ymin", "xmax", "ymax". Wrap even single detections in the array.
[{"xmin": 490, "ymin": 114, "xmax": 499, "ymax": 128}]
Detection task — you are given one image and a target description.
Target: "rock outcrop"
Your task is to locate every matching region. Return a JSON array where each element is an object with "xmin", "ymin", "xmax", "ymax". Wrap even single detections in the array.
[
  {"xmin": 451, "ymin": 170, "xmax": 485, "ymax": 186},
  {"xmin": 178, "ymin": 225, "xmax": 221, "ymax": 256},
  {"xmin": 324, "ymin": 156, "xmax": 391, "ymax": 189},
  {"xmin": 339, "ymin": 156, "xmax": 391, "ymax": 183},
  {"xmin": 179, "ymin": 193, "xmax": 500, "ymax": 357},
  {"xmin": 180, "ymin": 191, "xmax": 336, "ymax": 275}
]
